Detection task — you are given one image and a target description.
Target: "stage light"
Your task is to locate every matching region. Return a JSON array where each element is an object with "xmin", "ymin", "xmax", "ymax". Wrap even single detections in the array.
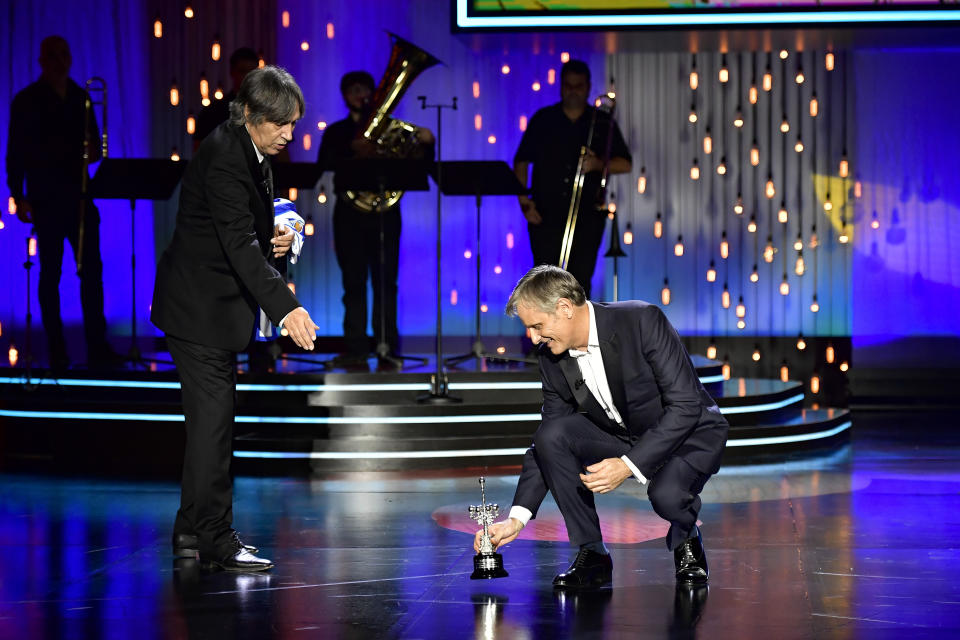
[
  {"xmin": 750, "ymin": 141, "xmax": 760, "ymax": 166},
  {"xmin": 778, "ymin": 203, "xmax": 788, "ymax": 223},
  {"xmin": 623, "ymin": 223, "xmax": 633, "ymax": 245},
  {"xmin": 654, "ymin": 213, "xmax": 662, "ymax": 239},
  {"xmin": 317, "ymin": 121, "xmax": 327, "ymax": 130},
  {"xmin": 690, "ymin": 159, "xmax": 700, "ymax": 181},
  {"xmin": 794, "ymin": 137, "xmax": 804, "ymax": 153},
  {"xmin": 721, "ymin": 284, "xmax": 731, "ymax": 309},
  {"xmin": 720, "ymin": 233, "xmax": 729, "ymax": 259},
  {"xmin": 722, "ymin": 357, "xmax": 731, "ymax": 380},
  {"xmin": 752, "ymin": 346, "xmax": 761, "ymax": 362},
  {"xmin": 766, "ymin": 177, "xmax": 775, "ymax": 199},
  {"xmin": 839, "ymin": 155, "xmax": 849, "ymax": 178},
  {"xmin": 186, "ymin": 114, "xmax": 195, "ymax": 134},
  {"xmin": 810, "ymin": 94, "xmax": 819, "ymax": 117},
  {"xmin": 212, "ymin": 39, "xmax": 221, "ymax": 61},
  {"xmin": 706, "ymin": 342, "xmax": 717, "ymax": 360},
  {"xmin": 318, "ymin": 186, "xmax": 327, "ymax": 204},
  {"xmin": 501, "ymin": 64, "xmax": 510, "ymax": 75},
  {"xmin": 736, "ymin": 296, "xmax": 746, "ymax": 318},
  {"xmin": 199, "ymin": 74, "xmax": 209, "ymax": 99},
  {"xmin": 304, "ymin": 216, "xmax": 314, "ymax": 236},
  {"xmin": 547, "ymin": 68, "xmax": 556, "ymax": 85},
  {"xmin": 300, "ymin": 41, "xmax": 309, "ymax": 52},
  {"xmin": 750, "ymin": 265, "xmax": 759, "ymax": 283},
  {"xmin": 794, "ymin": 234, "xmax": 804, "ymax": 251},
  {"xmin": 764, "ymin": 237, "xmax": 775, "ymax": 263},
  {"xmin": 717, "ymin": 158, "xmax": 727, "ymax": 175},
  {"xmin": 674, "ymin": 235, "xmax": 684, "ymax": 257},
  {"xmin": 8, "ymin": 345, "xmax": 17, "ymax": 367},
  {"xmin": 487, "ymin": 135, "xmax": 496, "ymax": 144},
  {"xmin": 703, "ymin": 130, "xmax": 712, "ymax": 154},
  {"xmin": 796, "ymin": 68, "xmax": 805, "ymax": 84},
  {"xmin": 153, "ymin": 18, "xmax": 162, "ymax": 38},
  {"xmin": 734, "ymin": 195, "xmax": 744, "ymax": 215},
  {"xmin": 506, "ymin": 232, "xmax": 514, "ymax": 249},
  {"xmin": 661, "ymin": 279, "xmax": 671, "ymax": 305},
  {"xmin": 825, "ymin": 52, "xmax": 835, "ymax": 71},
  {"xmin": 184, "ymin": 4, "xmax": 194, "ymax": 19},
  {"xmin": 748, "ymin": 217, "xmax": 757, "ymax": 233},
  {"xmin": 170, "ymin": 147, "xmax": 180, "ymax": 161},
  {"xmin": 688, "ymin": 106, "xmax": 697, "ymax": 123},
  {"xmin": 560, "ymin": 52, "xmax": 570, "ymax": 63},
  {"xmin": 797, "ymin": 334, "xmax": 806, "ymax": 350},
  {"xmin": 480, "ymin": 303, "xmax": 489, "ymax": 313},
  {"xmin": 637, "ymin": 169, "xmax": 647, "ymax": 194},
  {"xmin": 302, "ymin": 134, "xmax": 311, "ymax": 151},
  {"xmin": 779, "ymin": 49, "xmax": 789, "ymax": 60},
  {"xmin": 214, "ymin": 86, "xmax": 224, "ymax": 100},
  {"xmin": 749, "ymin": 84, "xmax": 758, "ymax": 105},
  {"xmin": 719, "ymin": 55, "xmax": 729, "ymax": 83},
  {"xmin": 810, "ymin": 296, "xmax": 820, "ymax": 313},
  {"xmin": 464, "ymin": 249, "xmax": 472, "ymax": 259},
  {"xmin": 450, "ymin": 289, "xmax": 458, "ymax": 305},
  {"xmin": 779, "ymin": 277, "xmax": 790, "ymax": 296},
  {"xmin": 840, "ymin": 361, "xmax": 849, "ymax": 372},
  {"xmin": 169, "ymin": 82, "xmax": 179, "ymax": 106},
  {"xmin": 795, "ymin": 254, "xmax": 805, "ymax": 275},
  {"xmin": 763, "ymin": 66, "xmax": 773, "ymax": 91},
  {"xmin": 326, "ymin": 22, "xmax": 335, "ymax": 39},
  {"xmin": 780, "ymin": 116, "xmax": 790, "ymax": 133},
  {"xmin": 474, "ymin": 114, "xmax": 482, "ymax": 130},
  {"xmin": 826, "ymin": 343, "xmax": 835, "ymax": 364},
  {"xmin": 519, "ymin": 115, "xmax": 527, "ymax": 131},
  {"xmin": 707, "ymin": 262, "xmax": 717, "ymax": 282},
  {"xmin": 532, "ymin": 81, "xmax": 541, "ymax": 92},
  {"xmin": 689, "ymin": 55, "xmax": 698, "ymax": 90},
  {"xmin": 494, "ymin": 265, "xmax": 502, "ymax": 275},
  {"xmin": 780, "ymin": 362, "xmax": 789, "ymax": 382},
  {"xmin": 288, "ymin": 188, "xmax": 297, "ymax": 201},
  {"xmin": 733, "ymin": 109, "xmax": 744, "ymax": 128},
  {"xmin": 811, "ymin": 373, "xmax": 820, "ymax": 394},
  {"xmin": 281, "ymin": 10, "xmax": 290, "ymax": 27}
]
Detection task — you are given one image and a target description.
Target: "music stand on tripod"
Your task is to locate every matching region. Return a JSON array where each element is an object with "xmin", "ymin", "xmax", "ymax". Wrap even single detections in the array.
[
  {"xmin": 90, "ymin": 158, "xmax": 185, "ymax": 368},
  {"xmin": 335, "ymin": 157, "xmax": 430, "ymax": 369},
  {"xmin": 434, "ymin": 161, "xmax": 533, "ymax": 367}
]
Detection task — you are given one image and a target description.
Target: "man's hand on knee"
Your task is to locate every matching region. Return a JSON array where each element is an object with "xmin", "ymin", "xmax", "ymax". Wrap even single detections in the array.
[{"xmin": 580, "ymin": 457, "xmax": 633, "ymax": 494}]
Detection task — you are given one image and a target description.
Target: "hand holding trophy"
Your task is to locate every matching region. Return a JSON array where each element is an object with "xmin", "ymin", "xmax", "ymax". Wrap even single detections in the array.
[{"xmin": 469, "ymin": 477, "xmax": 509, "ymax": 579}]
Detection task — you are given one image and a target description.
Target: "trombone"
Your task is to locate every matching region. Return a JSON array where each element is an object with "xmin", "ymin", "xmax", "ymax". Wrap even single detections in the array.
[
  {"xmin": 77, "ymin": 76, "xmax": 106, "ymax": 275},
  {"xmin": 558, "ymin": 86, "xmax": 617, "ymax": 271}
]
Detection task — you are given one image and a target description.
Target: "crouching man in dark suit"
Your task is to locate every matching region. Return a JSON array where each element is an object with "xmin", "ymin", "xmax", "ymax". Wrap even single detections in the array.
[
  {"xmin": 152, "ymin": 66, "xmax": 319, "ymax": 571},
  {"xmin": 474, "ymin": 265, "xmax": 728, "ymax": 588}
]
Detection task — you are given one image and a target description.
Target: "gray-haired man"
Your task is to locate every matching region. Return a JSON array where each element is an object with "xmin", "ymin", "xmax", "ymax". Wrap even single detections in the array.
[{"xmin": 474, "ymin": 265, "xmax": 728, "ymax": 588}]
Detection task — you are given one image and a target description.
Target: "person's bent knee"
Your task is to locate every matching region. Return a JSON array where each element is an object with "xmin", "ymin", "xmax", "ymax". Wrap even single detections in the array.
[
  {"xmin": 647, "ymin": 478, "xmax": 688, "ymax": 522},
  {"xmin": 533, "ymin": 415, "xmax": 581, "ymax": 452}
]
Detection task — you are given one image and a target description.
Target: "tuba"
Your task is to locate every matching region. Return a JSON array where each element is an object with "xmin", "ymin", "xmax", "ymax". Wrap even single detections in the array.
[{"xmin": 343, "ymin": 32, "xmax": 441, "ymax": 213}]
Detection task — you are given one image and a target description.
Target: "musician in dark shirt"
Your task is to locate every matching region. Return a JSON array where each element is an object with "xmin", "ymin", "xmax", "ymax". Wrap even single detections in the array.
[
  {"xmin": 316, "ymin": 71, "xmax": 434, "ymax": 365},
  {"xmin": 514, "ymin": 59, "xmax": 632, "ymax": 298},
  {"xmin": 5, "ymin": 35, "xmax": 114, "ymax": 370}
]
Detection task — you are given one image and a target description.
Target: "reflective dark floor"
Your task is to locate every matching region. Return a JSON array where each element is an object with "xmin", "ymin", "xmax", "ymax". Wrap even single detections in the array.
[{"xmin": 0, "ymin": 410, "xmax": 958, "ymax": 639}]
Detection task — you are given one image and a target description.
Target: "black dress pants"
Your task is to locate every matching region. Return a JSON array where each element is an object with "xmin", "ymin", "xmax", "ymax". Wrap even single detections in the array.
[
  {"xmin": 332, "ymin": 200, "xmax": 401, "ymax": 355},
  {"xmin": 166, "ymin": 334, "xmax": 237, "ymax": 558},
  {"xmin": 528, "ymin": 208, "xmax": 606, "ymax": 299},
  {"xmin": 523, "ymin": 413, "xmax": 711, "ymax": 550},
  {"xmin": 33, "ymin": 200, "xmax": 107, "ymax": 362}
]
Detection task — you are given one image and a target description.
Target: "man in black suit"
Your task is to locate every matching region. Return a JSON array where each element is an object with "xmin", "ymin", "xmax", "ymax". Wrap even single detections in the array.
[
  {"xmin": 152, "ymin": 66, "xmax": 319, "ymax": 571},
  {"xmin": 475, "ymin": 265, "xmax": 728, "ymax": 588}
]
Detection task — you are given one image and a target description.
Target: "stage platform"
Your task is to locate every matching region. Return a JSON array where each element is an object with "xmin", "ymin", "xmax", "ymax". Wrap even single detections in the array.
[
  {"xmin": 0, "ymin": 352, "xmax": 849, "ymax": 474},
  {"xmin": 0, "ymin": 411, "xmax": 955, "ymax": 639}
]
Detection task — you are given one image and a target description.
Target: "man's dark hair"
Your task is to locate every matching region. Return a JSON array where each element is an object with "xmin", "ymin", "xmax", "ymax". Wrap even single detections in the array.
[
  {"xmin": 229, "ymin": 47, "xmax": 259, "ymax": 70},
  {"xmin": 340, "ymin": 70, "xmax": 375, "ymax": 95},
  {"xmin": 560, "ymin": 59, "xmax": 591, "ymax": 85},
  {"xmin": 228, "ymin": 65, "xmax": 304, "ymax": 126}
]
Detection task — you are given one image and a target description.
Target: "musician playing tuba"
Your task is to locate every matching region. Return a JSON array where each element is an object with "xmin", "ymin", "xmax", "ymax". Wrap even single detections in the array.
[
  {"xmin": 317, "ymin": 59, "xmax": 435, "ymax": 367},
  {"xmin": 514, "ymin": 59, "xmax": 632, "ymax": 298}
]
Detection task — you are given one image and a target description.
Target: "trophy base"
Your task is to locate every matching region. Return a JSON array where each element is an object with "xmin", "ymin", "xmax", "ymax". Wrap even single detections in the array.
[{"xmin": 471, "ymin": 552, "xmax": 509, "ymax": 580}]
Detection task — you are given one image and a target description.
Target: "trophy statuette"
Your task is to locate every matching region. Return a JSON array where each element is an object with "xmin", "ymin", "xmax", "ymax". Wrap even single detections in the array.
[{"xmin": 469, "ymin": 476, "xmax": 509, "ymax": 579}]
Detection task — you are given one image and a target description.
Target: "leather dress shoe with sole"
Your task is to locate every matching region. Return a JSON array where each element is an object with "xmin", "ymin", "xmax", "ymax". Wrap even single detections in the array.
[
  {"xmin": 173, "ymin": 532, "xmax": 259, "ymax": 558},
  {"xmin": 674, "ymin": 526, "xmax": 709, "ymax": 585},
  {"xmin": 201, "ymin": 547, "xmax": 274, "ymax": 572},
  {"xmin": 552, "ymin": 548, "xmax": 613, "ymax": 590}
]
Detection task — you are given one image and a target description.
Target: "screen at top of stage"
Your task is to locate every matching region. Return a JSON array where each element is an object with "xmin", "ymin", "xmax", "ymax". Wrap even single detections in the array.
[{"xmin": 454, "ymin": 0, "xmax": 960, "ymax": 30}]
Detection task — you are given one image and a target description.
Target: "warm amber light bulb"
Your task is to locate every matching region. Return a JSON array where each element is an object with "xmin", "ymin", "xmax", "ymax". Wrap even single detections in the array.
[
  {"xmin": 752, "ymin": 347, "xmax": 761, "ymax": 362},
  {"xmin": 318, "ymin": 186, "xmax": 327, "ymax": 204},
  {"xmin": 304, "ymin": 217, "xmax": 315, "ymax": 236},
  {"xmin": 765, "ymin": 179, "xmax": 775, "ymax": 199},
  {"xmin": 661, "ymin": 280, "xmax": 671, "ymax": 305},
  {"xmin": 474, "ymin": 114, "xmax": 482, "ymax": 130},
  {"xmin": 839, "ymin": 230, "xmax": 849, "ymax": 244},
  {"xmin": 736, "ymin": 298, "xmax": 746, "ymax": 319},
  {"xmin": 811, "ymin": 374, "xmax": 820, "ymax": 394},
  {"xmin": 654, "ymin": 215, "xmax": 663, "ymax": 239},
  {"xmin": 169, "ymin": 85, "xmax": 179, "ymax": 106},
  {"xmin": 810, "ymin": 232, "xmax": 819, "ymax": 249},
  {"xmin": 795, "ymin": 139, "xmax": 804, "ymax": 153},
  {"xmin": 638, "ymin": 171, "xmax": 647, "ymax": 194},
  {"xmin": 154, "ymin": 19, "xmax": 163, "ymax": 38},
  {"xmin": 750, "ymin": 144, "xmax": 760, "ymax": 167},
  {"xmin": 186, "ymin": 114, "xmax": 195, "ymax": 135},
  {"xmin": 855, "ymin": 181, "xmax": 863, "ymax": 198},
  {"xmin": 706, "ymin": 263, "xmax": 717, "ymax": 282},
  {"xmin": 170, "ymin": 147, "xmax": 180, "ymax": 161},
  {"xmin": 722, "ymin": 286, "xmax": 731, "ymax": 309},
  {"xmin": 796, "ymin": 69, "xmax": 805, "ymax": 84},
  {"xmin": 764, "ymin": 240, "xmax": 775, "ymax": 263},
  {"xmin": 779, "ymin": 49, "xmax": 789, "ymax": 60},
  {"xmin": 707, "ymin": 344, "xmax": 717, "ymax": 360},
  {"xmin": 748, "ymin": 217, "xmax": 757, "ymax": 234},
  {"xmin": 734, "ymin": 196, "xmax": 744, "ymax": 215},
  {"xmin": 720, "ymin": 237, "xmax": 729, "ymax": 259},
  {"xmin": 560, "ymin": 51, "xmax": 570, "ymax": 63},
  {"xmin": 839, "ymin": 157, "xmax": 849, "ymax": 178},
  {"xmin": 690, "ymin": 161, "xmax": 700, "ymax": 181},
  {"xmin": 824, "ymin": 197, "xmax": 833, "ymax": 212},
  {"xmin": 719, "ymin": 67, "xmax": 729, "ymax": 83},
  {"xmin": 281, "ymin": 10, "xmax": 290, "ymax": 27},
  {"xmin": 623, "ymin": 224, "xmax": 633, "ymax": 245},
  {"xmin": 810, "ymin": 96, "xmax": 819, "ymax": 117},
  {"xmin": 733, "ymin": 111, "xmax": 744, "ymax": 128},
  {"xmin": 487, "ymin": 135, "xmax": 497, "ymax": 144},
  {"xmin": 674, "ymin": 236, "xmax": 685, "ymax": 257},
  {"xmin": 780, "ymin": 364, "xmax": 789, "ymax": 382},
  {"xmin": 749, "ymin": 85, "xmax": 758, "ymax": 105},
  {"xmin": 750, "ymin": 266, "xmax": 759, "ymax": 283},
  {"xmin": 722, "ymin": 361, "xmax": 731, "ymax": 380},
  {"xmin": 547, "ymin": 68, "xmax": 556, "ymax": 84},
  {"xmin": 703, "ymin": 133, "xmax": 712, "ymax": 155},
  {"xmin": 519, "ymin": 115, "xmax": 527, "ymax": 131},
  {"xmin": 778, "ymin": 205, "xmax": 788, "ymax": 224},
  {"xmin": 780, "ymin": 117, "xmax": 790, "ymax": 133},
  {"xmin": 763, "ymin": 70, "xmax": 773, "ymax": 91},
  {"xmin": 184, "ymin": 5, "xmax": 194, "ymax": 18},
  {"xmin": 302, "ymin": 133, "xmax": 311, "ymax": 151},
  {"xmin": 214, "ymin": 86, "xmax": 224, "ymax": 100},
  {"xmin": 826, "ymin": 344, "xmax": 835, "ymax": 364},
  {"xmin": 212, "ymin": 40, "xmax": 221, "ymax": 61},
  {"xmin": 840, "ymin": 361, "xmax": 849, "ymax": 372},
  {"xmin": 288, "ymin": 188, "xmax": 298, "ymax": 201},
  {"xmin": 825, "ymin": 52, "xmax": 835, "ymax": 71},
  {"xmin": 689, "ymin": 107, "xmax": 697, "ymax": 123},
  {"xmin": 780, "ymin": 278, "xmax": 790, "ymax": 296},
  {"xmin": 795, "ymin": 255, "xmax": 805, "ymax": 275},
  {"xmin": 871, "ymin": 214, "xmax": 880, "ymax": 230},
  {"xmin": 200, "ymin": 76, "xmax": 209, "ymax": 99},
  {"xmin": 8, "ymin": 345, "xmax": 18, "ymax": 367},
  {"xmin": 717, "ymin": 161, "xmax": 727, "ymax": 176},
  {"xmin": 797, "ymin": 335, "xmax": 807, "ymax": 350},
  {"xmin": 501, "ymin": 64, "xmax": 510, "ymax": 75},
  {"xmin": 689, "ymin": 70, "xmax": 699, "ymax": 90},
  {"xmin": 532, "ymin": 81, "xmax": 541, "ymax": 92},
  {"xmin": 810, "ymin": 297, "xmax": 820, "ymax": 313},
  {"xmin": 794, "ymin": 235, "xmax": 804, "ymax": 251}
]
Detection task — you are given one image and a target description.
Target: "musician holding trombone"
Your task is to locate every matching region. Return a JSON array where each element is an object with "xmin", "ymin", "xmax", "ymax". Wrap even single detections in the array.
[
  {"xmin": 514, "ymin": 59, "xmax": 632, "ymax": 298},
  {"xmin": 6, "ymin": 35, "xmax": 116, "ymax": 371}
]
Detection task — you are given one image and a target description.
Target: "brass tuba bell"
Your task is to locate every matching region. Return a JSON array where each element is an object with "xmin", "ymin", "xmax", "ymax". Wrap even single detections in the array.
[{"xmin": 343, "ymin": 32, "xmax": 441, "ymax": 213}]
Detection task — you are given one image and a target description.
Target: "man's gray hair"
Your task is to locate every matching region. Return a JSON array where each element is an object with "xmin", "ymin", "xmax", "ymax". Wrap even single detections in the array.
[
  {"xmin": 505, "ymin": 265, "xmax": 586, "ymax": 317},
  {"xmin": 228, "ymin": 65, "xmax": 305, "ymax": 127}
]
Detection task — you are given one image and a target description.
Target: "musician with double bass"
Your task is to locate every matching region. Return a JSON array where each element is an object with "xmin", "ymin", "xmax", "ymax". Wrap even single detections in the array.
[{"xmin": 514, "ymin": 59, "xmax": 632, "ymax": 298}]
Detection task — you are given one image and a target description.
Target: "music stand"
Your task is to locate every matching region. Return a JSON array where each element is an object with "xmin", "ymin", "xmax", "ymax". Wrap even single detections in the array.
[
  {"xmin": 91, "ymin": 158, "xmax": 186, "ymax": 368},
  {"xmin": 335, "ymin": 158, "xmax": 430, "ymax": 369},
  {"xmin": 434, "ymin": 161, "xmax": 533, "ymax": 367}
]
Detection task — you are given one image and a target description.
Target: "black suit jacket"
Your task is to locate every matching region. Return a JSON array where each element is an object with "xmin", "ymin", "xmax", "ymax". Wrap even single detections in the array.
[
  {"xmin": 514, "ymin": 301, "xmax": 729, "ymax": 517},
  {"xmin": 151, "ymin": 122, "xmax": 299, "ymax": 352}
]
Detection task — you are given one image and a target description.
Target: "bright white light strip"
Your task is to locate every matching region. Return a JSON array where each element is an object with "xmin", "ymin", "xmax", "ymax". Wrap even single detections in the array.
[
  {"xmin": 0, "ymin": 377, "xmax": 720, "ymax": 392},
  {"xmin": 233, "ymin": 421, "xmax": 852, "ymax": 460},
  {"xmin": 719, "ymin": 394, "xmax": 803, "ymax": 414},
  {"xmin": 0, "ymin": 409, "xmax": 540, "ymax": 424},
  {"xmin": 725, "ymin": 421, "xmax": 851, "ymax": 447},
  {"xmin": 455, "ymin": 1, "xmax": 960, "ymax": 28}
]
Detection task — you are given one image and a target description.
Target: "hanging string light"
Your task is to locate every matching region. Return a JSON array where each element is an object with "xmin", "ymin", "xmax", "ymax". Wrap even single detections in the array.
[
  {"xmin": 765, "ymin": 176, "xmax": 775, "ymax": 199},
  {"xmin": 689, "ymin": 54, "xmax": 699, "ymax": 90},
  {"xmin": 780, "ymin": 361, "xmax": 789, "ymax": 382},
  {"xmin": 706, "ymin": 261, "xmax": 717, "ymax": 282},
  {"xmin": 717, "ymin": 157, "xmax": 727, "ymax": 175},
  {"xmin": 186, "ymin": 113, "xmax": 195, "ymax": 134},
  {"xmin": 722, "ymin": 356, "xmax": 731, "ymax": 380},
  {"xmin": 810, "ymin": 294, "xmax": 820, "ymax": 313},
  {"xmin": 734, "ymin": 194, "xmax": 744, "ymax": 215},
  {"xmin": 764, "ymin": 236, "xmax": 775, "ymax": 263},
  {"xmin": 797, "ymin": 334, "xmax": 807, "ymax": 350},
  {"xmin": 153, "ymin": 17, "xmax": 163, "ymax": 38},
  {"xmin": 748, "ymin": 216, "xmax": 757, "ymax": 233},
  {"xmin": 826, "ymin": 343, "xmax": 835, "ymax": 364},
  {"xmin": 637, "ymin": 167, "xmax": 646, "ymax": 194},
  {"xmin": 750, "ymin": 140, "xmax": 760, "ymax": 166},
  {"xmin": 654, "ymin": 212, "xmax": 663, "ymax": 239},
  {"xmin": 720, "ymin": 232, "xmax": 729, "ymax": 259},
  {"xmin": 779, "ymin": 275, "xmax": 790, "ymax": 296},
  {"xmin": 690, "ymin": 159, "xmax": 700, "ymax": 181},
  {"xmin": 706, "ymin": 341, "xmax": 717, "ymax": 360},
  {"xmin": 778, "ymin": 202, "xmax": 788, "ymax": 224},
  {"xmin": 718, "ymin": 54, "xmax": 729, "ymax": 83},
  {"xmin": 689, "ymin": 103, "xmax": 698, "ymax": 123},
  {"xmin": 703, "ymin": 128, "xmax": 713, "ymax": 154},
  {"xmin": 211, "ymin": 38, "xmax": 221, "ymax": 61},
  {"xmin": 661, "ymin": 278, "xmax": 671, "ymax": 305},
  {"xmin": 811, "ymin": 373, "xmax": 821, "ymax": 394},
  {"xmin": 674, "ymin": 235, "xmax": 685, "ymax": 256},
  {"xmin": 795, "ymin": 253, "xmax": 805, "ymax": 275},
  {"xmin": 721, "ymin": 283, "xmax": 731, "ymax": 308},
  {"xmin": 752, "ymin": 345, "xmax": 761, "ymax": 361},
  {"xmin": 736, "ymin": 296, "xmax": 746, "ymax": 319},
  {"xmin": 623, "ymin": 223, "xmax": 633, "ymax": 245},
  {"xmin": 169, "ymin": 81, "xmax": 180, "ymax": 106},
  {"xmin": 750, "ymin": 263, "xmax": 759, "ymax": 283}
]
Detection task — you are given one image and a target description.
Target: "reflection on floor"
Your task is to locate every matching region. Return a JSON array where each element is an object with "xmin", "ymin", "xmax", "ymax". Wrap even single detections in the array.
[{"xmin": 0, "ymin": 411, "xmax": 957, "ymax": 639}]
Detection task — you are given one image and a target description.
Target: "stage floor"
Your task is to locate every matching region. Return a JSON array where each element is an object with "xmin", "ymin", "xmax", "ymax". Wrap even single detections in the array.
[{"xmin": 0, "ymin": 410, "xmax": 957, "ymax": 639}]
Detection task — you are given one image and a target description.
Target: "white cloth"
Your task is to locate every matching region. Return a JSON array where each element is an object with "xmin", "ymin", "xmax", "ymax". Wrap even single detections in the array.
[{"xmin": 257, "ymin": 199, "xmax": 306, "ymax": 340}]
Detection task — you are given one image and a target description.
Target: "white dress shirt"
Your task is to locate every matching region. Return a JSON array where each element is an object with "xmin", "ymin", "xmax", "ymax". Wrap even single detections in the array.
[{"xmin": 509, "ymin": 302, "xmax": 647, "ymax": 527}]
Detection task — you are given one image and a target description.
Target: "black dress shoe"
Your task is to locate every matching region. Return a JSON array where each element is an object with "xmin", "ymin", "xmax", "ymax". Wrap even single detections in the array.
[
  {"xmin": 552, "ymin": 548, "xmax": 613, "ymax": 589},
  {"xmin": 173, "ymin": 532, "xmax": 259, "ymax": 557},
  {"xmin": 202, "ymin": 547, "xmax": 274, "ymax": 572},
  {"xmin": 674, "ymin": 526, "xmax": 709, "ymax": 585}
]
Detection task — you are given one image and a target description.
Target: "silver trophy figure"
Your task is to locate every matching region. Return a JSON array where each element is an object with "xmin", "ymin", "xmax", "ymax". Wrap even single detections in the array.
[{"xmin": 469, "ymin": 477, "xmax": 509, "ymax": 579}]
